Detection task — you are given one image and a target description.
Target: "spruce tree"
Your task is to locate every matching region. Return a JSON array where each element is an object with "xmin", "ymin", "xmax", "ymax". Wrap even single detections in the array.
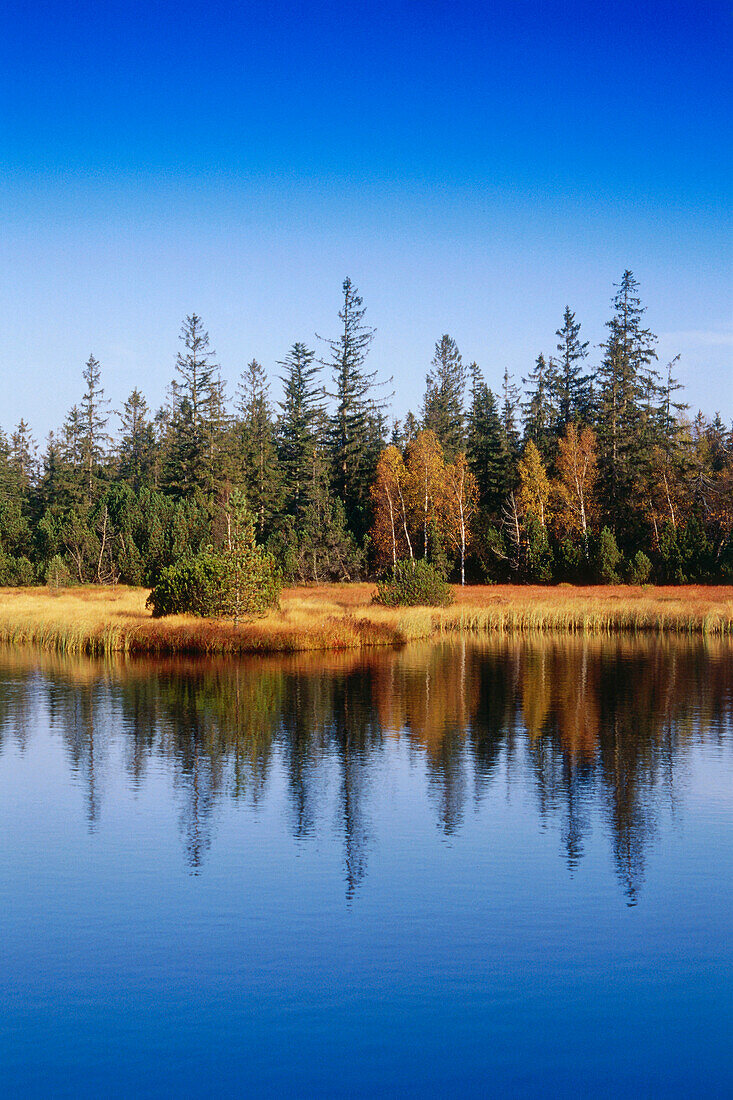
[
  {"xmin": 522, "ymin": 353, "xmax": 554, "ymax": 462},
  {"xmin": 80, "ymin": 355, "xmax": 110, "ymax": 506},
  {"xmin": 165, "ymin": 314, "xmax": 224, "ymax": 497},
  {"xmin": 551, "ymin": 306, "xmax": 590, "ymax": 431},
  {"xmin": 422, "ymin": 335, "xmax": 466, "ymax": 459},
  {"xmin": 277, "ymin": 342, "xmax": 324, "ymax": 518},
  {"xmin": 235, "ymin": 359, "xmax": 280, "ymax": 536},
  {"xmin": 323, "ymin": 277, "xmax": 386, "ymax": 535},
  {"xmin": 466, "ymin": 363, "xmax": 507, "ymax": 518},
  {"xmin": 596, "ymin": 271, "xmax": 658, "ymax": 526},
  {"xmin": 9, "ymin": 420, "xmax": 37, "ymax": 491},
  {"xmin": 118, "ymin": 389, "xmax": 156, "ymax": 492}
]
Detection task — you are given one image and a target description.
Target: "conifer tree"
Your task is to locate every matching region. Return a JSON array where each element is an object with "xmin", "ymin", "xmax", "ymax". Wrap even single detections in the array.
[
  {"xmin": 9, "ymin": 420, "xmax": 37, "ymax": 492},
  {"xmin": 323, "ymin": 277, "xmax": 386, "ymax": 534},
  {"xmin": 422, "ymin": 335, "xmax": 466, "ymax": 459},
  {"xmin": 466, "ymin": 363, "xmax": 507, "ymax": 518},
  {"xmin": 118, "ymin": 389, "xmax": 156, "ymax": 492},
  {"xmin": 596, "ymin": 271, "xmax": 658, "ymax": 525},
  {"xmin": 235, "ymin": 359, "xmax": 280, "ymax": 536},
  {"xmin": 277, "ymin": 342, "xmax": 323, "ymax": 518},
  {"xmin": 501, "ymin": 366, "xmax": 521, "ymax": 457},
  {"xmin": 165, "ymin": 314, "xmax": 224, "ymax": 497},
  {"xmin": 522, "ymin": 353, "xmax": 554, "ymax": 462},
  {"xmin": 551, "ymin": 306, "xmax": 590, "ymax": 431},
  {"xmin": 80, "ymin": 355, "xmax": 110, "ymax": 506}
]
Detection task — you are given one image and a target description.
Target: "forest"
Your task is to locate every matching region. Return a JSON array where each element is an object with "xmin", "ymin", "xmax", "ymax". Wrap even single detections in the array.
[{"xmin": 1, "ymin": 270, "xmax": 731, "ymax": 589}]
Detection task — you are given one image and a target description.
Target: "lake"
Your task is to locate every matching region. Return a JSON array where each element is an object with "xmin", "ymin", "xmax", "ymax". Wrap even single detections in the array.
[{"xmin": 0, "ymin": 637, "xmax": 731, "ymax": 1097}]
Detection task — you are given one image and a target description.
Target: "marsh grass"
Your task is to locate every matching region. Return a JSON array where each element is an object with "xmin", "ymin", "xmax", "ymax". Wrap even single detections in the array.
[{"xmin": 0, "ymin": 582, "xmax": 731, "ymax": 656}]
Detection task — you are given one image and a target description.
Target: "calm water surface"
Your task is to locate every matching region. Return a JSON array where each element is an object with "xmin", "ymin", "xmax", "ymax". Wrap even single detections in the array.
[{"xmin": 0, "ymin": 638, "xmax": 731, "ymax": 1097}]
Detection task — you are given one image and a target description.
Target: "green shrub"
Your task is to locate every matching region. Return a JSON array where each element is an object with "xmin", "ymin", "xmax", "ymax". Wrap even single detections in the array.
[
  {"xmin": 146, "ymin": 492, "xmax": 281, "ymax": 620},
  {"xmin": 375, "ymin": 558, "xmax": 453, "ymax": 607},
  {"xmin": 594, "ymin": 527, "xmax": 623, "ymax": 584},
  {"xmin": 45, "ymin": 554, "xmax": 74, "ymax": 588},
  {"xmin": 627, "ymin": 550, "xmax": 652, "ymax": 585},
  {"xmin": 0, "ymin": 552, "xmax": 34, "ymax": 586}
]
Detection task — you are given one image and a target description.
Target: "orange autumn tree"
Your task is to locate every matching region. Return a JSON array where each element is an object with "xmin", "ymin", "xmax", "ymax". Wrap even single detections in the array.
[
  {"xmin": 404, "ymin": 429, "xmax": 446, "ymax": 560},
  {"xmin": 441, "ymin": 452, "xmax": 478, "ymax": 585},
  {"xmin": 554, "ymin": 424, "xmax": 598, "ymax": 552},
  {"xmin": 370, "ymin": 446, "xmax": 414, "ymax": 567}
]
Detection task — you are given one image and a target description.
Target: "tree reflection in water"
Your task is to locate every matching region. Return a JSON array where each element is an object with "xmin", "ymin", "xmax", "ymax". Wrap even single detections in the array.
[{"xmin": 0, "ymin": 638, "xmax": 730, "ymax": 902}]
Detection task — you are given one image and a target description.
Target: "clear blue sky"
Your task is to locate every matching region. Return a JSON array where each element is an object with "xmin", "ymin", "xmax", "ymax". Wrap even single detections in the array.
[{"xmin": 2, "ymin": 0, "xmax": 731, "ymax": 438}]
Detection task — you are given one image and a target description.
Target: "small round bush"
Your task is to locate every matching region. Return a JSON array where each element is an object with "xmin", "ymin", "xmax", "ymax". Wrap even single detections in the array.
[{"xmin": 375, "ymin": 558, "xmax": 453, "ymax": 608}]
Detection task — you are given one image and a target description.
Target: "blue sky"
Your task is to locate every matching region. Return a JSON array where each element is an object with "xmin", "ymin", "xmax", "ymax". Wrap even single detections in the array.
[{"xmin": 1, "ymin": 0, "xmax": 731, "ymax": 437}]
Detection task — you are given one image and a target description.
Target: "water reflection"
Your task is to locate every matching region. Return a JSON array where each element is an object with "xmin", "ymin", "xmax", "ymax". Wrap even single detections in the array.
[{"xmin": 0, "ymin": 638, "xmax": 730, "ymax": 901}]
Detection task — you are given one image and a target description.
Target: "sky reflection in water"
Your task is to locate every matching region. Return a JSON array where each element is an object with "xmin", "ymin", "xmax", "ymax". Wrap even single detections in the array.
[{"xmin": 0, "ymin": 638, "xmax": 731, "ymax": 1096}]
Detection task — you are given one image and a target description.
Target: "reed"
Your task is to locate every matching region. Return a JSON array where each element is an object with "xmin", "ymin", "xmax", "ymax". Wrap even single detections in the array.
[{"xmin": 0, "ymin": 582, "xmax": 731, "ymax": 656}]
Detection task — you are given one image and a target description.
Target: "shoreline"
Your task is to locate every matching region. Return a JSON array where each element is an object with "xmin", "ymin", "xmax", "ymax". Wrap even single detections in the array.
[{"xmin": 0, "ymin": 583, "xmax": 731, "ymax": 657}]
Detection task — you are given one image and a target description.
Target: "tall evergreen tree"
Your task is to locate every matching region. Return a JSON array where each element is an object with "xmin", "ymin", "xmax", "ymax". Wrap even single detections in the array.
[
  {"xmin": 466, "ymin": 363, "xmax": 508, "ymax": 518},
  {"xmin": 323, "ymin": 277, "xmax": 386, "ymax": 534},
  {"xmin": 80, "ymin": 355, "xmax": 110, "ymax": 506},
  {"xmin": 596, "ymin": 271, "xmax": 658, "ymax": 525},
  {"xmin": 522, "ymin": 353, "xmax": 554, "ymax": 462},
  {"xmin": 118, "ymin": 389, "xmax": 156, "ymax": 492},
  {"xmin": 501, "ymin": 367, "xmax": 521, "ymax": 458},
  {"xmin": 422, "ymin": 335, "xmax": 466, "ymax": 458},
  {"xmin": 9, "ymin": 420, "xmax": 37, "ymax": 492},
  {"xmin": 277, "ymin": 342, "xmax": 324, "ymax": 518},
  {"xmin": 235, "ymin": 359, "xmax": 280, "ymax": 536},
  {"xmin": 165, "ymin": 314, "xmax": 224, "ymax": 497},
  {"xmin": 551, "ymin": 306, "xmax": 590, "ymax": 431}
]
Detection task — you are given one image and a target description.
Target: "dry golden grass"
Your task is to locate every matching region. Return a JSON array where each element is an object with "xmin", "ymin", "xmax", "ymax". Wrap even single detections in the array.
[{"xmin": 0, "ymin": 581, "xmax": 731, "ymax": 656}]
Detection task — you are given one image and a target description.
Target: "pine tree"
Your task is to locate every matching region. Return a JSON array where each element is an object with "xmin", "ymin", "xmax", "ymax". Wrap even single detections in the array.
[
  {"xmin": 323, "ymin": 277, "xmax": 386, "ymax": 535},
  {"xmin": 80, "ymin": 355, "xmax": 111, "ymax": 506},
  {"xmin": 9, "ymin": 420, "xmax": 37, "ymax": 492},
  {"xmin": 466, "ymin": 363, "xmax": 507, "ymax": 518},
  {"xmin": 501, "ymin": 366, "xmax": 521, "ymax": 457},
  {"xmin": 522, "ymin": 353, "xmax": 554, "ymax": 462},
  {"xmin": 235, "ymin": 359, "xmax": 280, "ymax": 537},
  {"xmin": 277, "ymin": 342, "xmax": 323, "ymax": 518},
  {"xmin": 165, "ymin": 314, "xmax": 224, "ymax": 497},
  {"xmin": 596, "ymin": 271, "xmax": 658, "ymax": 525},
  {"xmin": 118, "ymin": 389, "xmax": 156, "ymax": 492},
  {"xmin": 422, "ymin": 335, "xmax": 466, "ymax": 459},
  {"xmin": 551, "ymin": 306, "xmax": 590, "ymax": 431}
]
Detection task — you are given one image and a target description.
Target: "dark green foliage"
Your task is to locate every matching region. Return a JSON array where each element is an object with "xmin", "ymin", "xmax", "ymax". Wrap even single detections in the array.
[
  {"xmin": 375, "ymin": 558, "xmax": 453, "ymax": 607},
  {"xmin": 594, "ymin": 527, "xmax": 623, "ymax": 583},
  {"xmin": 422, "ymin": 335, "xmax": 466, "ymax": 459},
  {"xmin": 234, "ymin": 359, "xmax": 281, "ymax": 537},
  {"xmin": 147, "ymin": 494, "xmax": 280, "ymax": 619},
  {"xmin": 277, "ymin": 342, "xmax": 323, "ymax": 518},
  {"xmin": 0, "ymin": 272, "xmax": 729, "ymax": 590},
  {"xmin": 323, "ymin": 277, "xmax": 387, "ymax": 536},
  {"xmin": 467, "ymin": 365, "xmax": 509, "ymax": 519},
  {"xmin": 118, "ymin": 389, "xmax": 156, "ymax": 492},
  {"xmin": 556, "ymin": 537, "xmax": 586, "ymax": 582},
  {"xmin": 551, "ymin": 306, "xmax": 590, "ymax": 431},
  {"xmin": 269, "ymin": 490, "xmax": 364, "ymax": 583},
  {"xmin": 522, "ymin": 353, "xmax": 555, "ymax": 463},
  {"xmin": 627, "ymin": 550, "xmax": 652, "ymax": 585},
  {"xmin": 521, "ymin": 518, "xmax": 554, "ymax": 583},
  {"xmin": 596, "ymin": 271, "xmax": 658, "ymax": 520},
  {"xmin": 80, "ymin": 355, "xmax": 110, "ymax": 506},
  {"xmin": 164, "ymin": 314, "xmax": 225, "ymax": 497},
  {"xmin": 45, "ymin": 554, "xmax": 74, "ymax": 588}
]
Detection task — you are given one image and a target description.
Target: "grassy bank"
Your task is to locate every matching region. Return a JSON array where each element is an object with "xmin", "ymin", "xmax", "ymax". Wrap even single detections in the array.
[{"xmin": 0, "ymin": 583, "xmax": 731, "ymax": 656}]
